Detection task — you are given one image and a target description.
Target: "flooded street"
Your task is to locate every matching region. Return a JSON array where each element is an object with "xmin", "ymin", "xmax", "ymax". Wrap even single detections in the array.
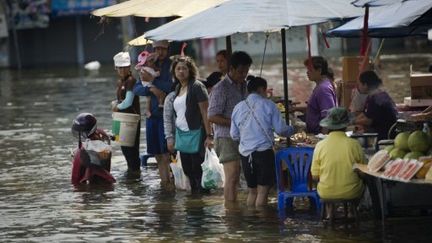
[{"xmin": 1, "ymin": 54, "xmax": 432, "ymax": 242}]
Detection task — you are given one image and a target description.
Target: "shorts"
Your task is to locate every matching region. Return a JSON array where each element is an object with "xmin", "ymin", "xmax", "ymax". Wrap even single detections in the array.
[
  {"xmin": 214, "ymin": 137, "xmax": 240, "ymax": 163},
  {"xmin": 240, "ymin": 149, "xmax": 275, "ymax": 188},
  {"xmin": 146, "ymin": 117, "xmax": 167, "ymax": 155}
]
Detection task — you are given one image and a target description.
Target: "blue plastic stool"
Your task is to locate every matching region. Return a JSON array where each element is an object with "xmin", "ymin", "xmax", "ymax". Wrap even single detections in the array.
[
  {"xmin": 275, "ymin": 147, "xmax": 320, "ymax": 217},
  {"xmin": 140, "ymin": 153, "xmax": 154, "ymax": 167}
]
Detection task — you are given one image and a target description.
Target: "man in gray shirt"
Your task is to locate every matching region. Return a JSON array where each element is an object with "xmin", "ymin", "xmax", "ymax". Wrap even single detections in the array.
[{"xmin": 208, "ymin": 51, "xmax": 252, "ymax": 202}]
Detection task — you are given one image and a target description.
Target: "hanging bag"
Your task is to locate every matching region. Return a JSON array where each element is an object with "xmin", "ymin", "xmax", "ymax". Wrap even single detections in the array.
[
  {"xmin": 174, "ymin": 127, "xmax": 202, "ymax": 154},
  {"xmin": 170, "ymin": 151, "xmax": 191, "ymax": 191},
  {"xmin": 201, "ymin": 148, "xmax": 225, "ymax": 189}
]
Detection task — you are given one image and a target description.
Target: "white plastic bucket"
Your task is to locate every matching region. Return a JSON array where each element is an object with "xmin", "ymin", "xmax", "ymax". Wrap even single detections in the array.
[{"xmin": 112, "ymin": 112, "xmax": 140, "ymax": 147}]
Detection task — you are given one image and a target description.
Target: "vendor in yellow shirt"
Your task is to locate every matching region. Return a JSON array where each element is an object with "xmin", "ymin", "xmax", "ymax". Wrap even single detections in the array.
[{"xmin": 311, "ymin": 107, "xmax": 365, "ymax": 200}]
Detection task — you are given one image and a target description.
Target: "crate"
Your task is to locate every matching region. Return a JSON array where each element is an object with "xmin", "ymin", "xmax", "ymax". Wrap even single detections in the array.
[
  {"xmin": 342, "ymin": 56, "xmax": 362, "ymax": 82},
  {"xmin": 410, "ymin": 73, "xmax": 432, "ymax": 99}
]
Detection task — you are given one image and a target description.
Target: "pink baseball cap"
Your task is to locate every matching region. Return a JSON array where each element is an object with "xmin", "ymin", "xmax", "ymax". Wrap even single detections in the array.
[{"xmin": 135, "ymin": 51, "xmax": 159, "ymax": 70}]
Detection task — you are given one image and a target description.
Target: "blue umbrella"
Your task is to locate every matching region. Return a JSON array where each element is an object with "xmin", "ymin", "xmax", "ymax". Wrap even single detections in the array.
[{"xmin": 327, "ymin": 0, "xmax": 432, "ymax": 38}]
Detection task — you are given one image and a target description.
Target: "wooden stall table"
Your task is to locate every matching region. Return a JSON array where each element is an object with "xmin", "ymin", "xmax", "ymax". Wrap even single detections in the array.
[{"xmin": 354, "ymin": 163, "xmax": 432, "ymax": 225}]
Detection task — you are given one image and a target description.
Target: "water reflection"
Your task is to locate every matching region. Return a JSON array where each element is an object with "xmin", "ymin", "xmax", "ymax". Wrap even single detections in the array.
[{"xmin": 1, "ymin": 56, "xmax": 432, "ymax": 241}]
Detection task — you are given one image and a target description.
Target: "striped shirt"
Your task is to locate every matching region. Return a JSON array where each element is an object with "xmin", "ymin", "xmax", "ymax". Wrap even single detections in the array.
[{"xmin": 208, "ymin": 75, "xmax": 247, "ymax": 138}]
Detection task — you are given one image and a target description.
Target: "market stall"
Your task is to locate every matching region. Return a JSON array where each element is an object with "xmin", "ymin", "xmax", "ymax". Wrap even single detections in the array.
[
  {"xmin": 354, "ymin": 163, "xmax": 432, "ymax": 225},
  {"xmin": 354, "ymin": 125, "xmax": 432, "ymax": 223}
]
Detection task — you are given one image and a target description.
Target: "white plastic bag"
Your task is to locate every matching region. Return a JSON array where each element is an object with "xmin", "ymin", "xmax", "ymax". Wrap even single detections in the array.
[
  {"xmin": 83, "ymin": 139, "xmax": 112, "ymax": 153},
  {"xmin": 82, "ymin": 139, "xmax": 112, "ymax": 167},
  {"xmin": 170, "ymin": 151, "xmax": 191, "ymax": 191},
  {"xmin": 201, "ymin": 148, "xmax": 225, "ymax": 189}
]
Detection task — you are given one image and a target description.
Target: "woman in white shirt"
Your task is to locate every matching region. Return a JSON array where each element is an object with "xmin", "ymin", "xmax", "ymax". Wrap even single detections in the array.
[{"xmin": 170, "ymin": 55, "xmax": 213, "ymax": 193}]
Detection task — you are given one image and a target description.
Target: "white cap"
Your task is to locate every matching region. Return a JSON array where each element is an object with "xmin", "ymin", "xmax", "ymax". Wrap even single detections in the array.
[{"xmin": 113, "ymin": 52, "xmax": 131, "ymax": 67}]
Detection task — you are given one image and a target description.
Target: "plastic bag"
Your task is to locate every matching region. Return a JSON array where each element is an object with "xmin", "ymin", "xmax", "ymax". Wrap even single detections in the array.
[
  {"xmin": 170, "ymin": 152, "xmax": 191, "ymax": 191},
  {"xmin": 201, "ymin": 148, "xmax": 225, "ymax": 189},
  {"xmin": 82, "ymin": 140, "xmax": 112, "ymax": 167},
  {"xmin": 83, "ymin": 139, "xmax": 112, "ymax": 153}
]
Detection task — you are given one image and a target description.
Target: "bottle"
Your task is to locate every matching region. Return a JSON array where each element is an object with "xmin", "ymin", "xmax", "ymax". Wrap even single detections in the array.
[{"xmin": 423, "ymin": 122, "xmax": 430, "ymax": 135}]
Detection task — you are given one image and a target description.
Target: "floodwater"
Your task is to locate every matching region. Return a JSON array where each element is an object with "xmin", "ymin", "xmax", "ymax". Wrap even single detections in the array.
[{"xmin": 1, "ymin": 54, "xmax": 432, "ymax": 242}]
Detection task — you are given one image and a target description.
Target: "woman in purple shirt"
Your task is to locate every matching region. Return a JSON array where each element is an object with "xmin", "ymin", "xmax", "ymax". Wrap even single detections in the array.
[{"xmin": 304, "ymin": 56, "xmax": 338, "ymax": 134}]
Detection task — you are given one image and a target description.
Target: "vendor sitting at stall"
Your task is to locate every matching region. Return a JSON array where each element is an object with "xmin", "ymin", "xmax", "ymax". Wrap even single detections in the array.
[
  {"xmin": 353, "ymin": 71, "xmax": 398, "ymax": 140},
  {"xmin": 311, "ymin": 107, "xmax": 365, "ymax": 204}
]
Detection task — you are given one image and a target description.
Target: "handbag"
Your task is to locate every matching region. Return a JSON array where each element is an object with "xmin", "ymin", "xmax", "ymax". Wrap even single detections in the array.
[{"xmin": 175, "ymin": 127, "xmax": 202, "ymax": 153}]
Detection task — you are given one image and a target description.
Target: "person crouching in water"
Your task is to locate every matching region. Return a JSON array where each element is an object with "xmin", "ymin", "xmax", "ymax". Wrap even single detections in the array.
[
  {"xmin": 230, "ymin": 76, "xmax": 294, "ymax": 207},
  {"xmin": 71, "ymin": 113, "xmax": 115, "ymax": 185}
]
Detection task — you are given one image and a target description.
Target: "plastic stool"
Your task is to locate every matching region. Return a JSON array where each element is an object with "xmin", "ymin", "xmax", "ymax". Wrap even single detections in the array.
[{"xmin": 320, "ymin": 198, "xmax": 360, "ymax": 228}]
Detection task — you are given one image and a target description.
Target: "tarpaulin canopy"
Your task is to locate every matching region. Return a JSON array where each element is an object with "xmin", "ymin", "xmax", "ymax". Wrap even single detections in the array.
[
  {"xmin": 327, "ymin": 0, "xmax": 432, "ymax": 38},
  {"xmin": 140, "ymin": 0, "xmax": 364, "ymax": 123},
  {"xmin": 143, "ymin": 0, "xmax": 364, "ymax": 41},
  {"xmin": 91, "ymin": 0, "xmax": 226, "ymax": 18}
]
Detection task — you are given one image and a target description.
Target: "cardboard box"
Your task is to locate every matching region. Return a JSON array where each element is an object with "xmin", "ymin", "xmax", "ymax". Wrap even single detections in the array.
[
  {"xmin": 410, "ymin": 73, "xmax": 432, "ymax": 99},
  {"xmin": 342, "ymin": 56, "xmax": 362, "ymax": 82}
]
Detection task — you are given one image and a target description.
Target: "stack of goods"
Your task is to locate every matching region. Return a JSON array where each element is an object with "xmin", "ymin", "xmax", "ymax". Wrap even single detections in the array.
[
  {"xmin": 367, "ymin": 129, "xmax": 432, "ymax": 182},
  {"xmin": 382, "ymin": 158, "xmax": 423, "ymax": 181},
  {"xmin": 385, "ymin": 130, "xmax": 431, "ymax": 161},
  {"xmin": 367, "ymin": 150, "xmax": 391, "ymax": 172}
]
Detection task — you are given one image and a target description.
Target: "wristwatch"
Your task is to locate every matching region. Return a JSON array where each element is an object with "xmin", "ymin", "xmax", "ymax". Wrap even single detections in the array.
[{"xmin": 207, "ymin": 134, "xmax": 214, "ymax": 139}]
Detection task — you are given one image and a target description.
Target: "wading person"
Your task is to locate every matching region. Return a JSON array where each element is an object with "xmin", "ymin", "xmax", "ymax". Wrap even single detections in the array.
[
  {"xmin": 112, "ymin": 52, "xmax": 141, "ymax": 177},
  {"xmin": 168, "ymin": 55, "xmax": 213, "ymax": 193},
  {"xmin": 230, "ymin": 76, "xmax": 294, "ymax": 207},
  {"xmin": 208, "ymin": 51, "xmax": 252, "ymax": 202},
  {"xmin": 134, "ymin": 40, "xmax": 173, "ymax": 187}
]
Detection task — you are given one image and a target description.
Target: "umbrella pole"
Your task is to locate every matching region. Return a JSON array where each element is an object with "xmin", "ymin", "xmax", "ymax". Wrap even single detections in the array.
[
  {"xmin": 226, "ymin": 36, "xmax": 232, "ymax": 56},
  {"xmin": 281, "ymin": 28, "xmax": 289, "ymax": 124}
]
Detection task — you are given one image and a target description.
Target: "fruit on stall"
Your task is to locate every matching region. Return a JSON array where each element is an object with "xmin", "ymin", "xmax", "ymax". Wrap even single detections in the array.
[
  {"xmin": 408, "ymin": 130, "xmax": 430, "ymax": 153},
  {"xmin": 394, "ymin": 131, "xmax": 410, "ymax": 151},
  {"xmin": 404, "ymin": 151, "xmax": 424, "ymax": 160},
  {"xmin": 384, "ymin": 145, "xmax": 394, "ymax": 153},
  {"xmin": 389, "ymin": 148, "xmax": 407, "ymax": 159},
  {"xmin": 416, "ymin": 157, "xmax": 432, "ymax": 179},
  {"xmin": 367, "ymin": 130, "xmax": 432, "ymax": 180}
]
